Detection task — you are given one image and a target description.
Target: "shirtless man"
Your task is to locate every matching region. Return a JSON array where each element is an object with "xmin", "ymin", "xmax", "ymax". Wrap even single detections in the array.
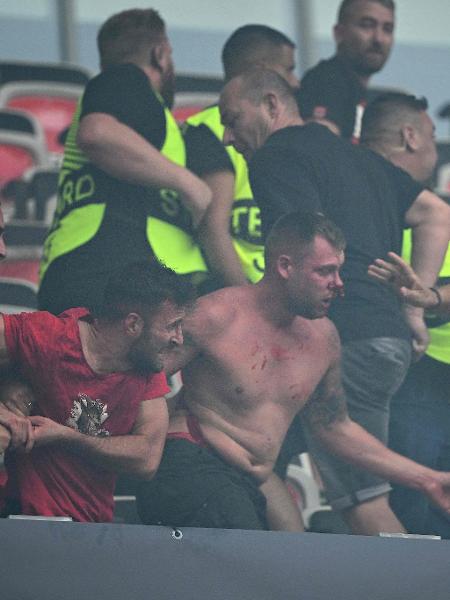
[{"xmin": 137, "ymin": 211, "xmax": 450, "ymax": 530}]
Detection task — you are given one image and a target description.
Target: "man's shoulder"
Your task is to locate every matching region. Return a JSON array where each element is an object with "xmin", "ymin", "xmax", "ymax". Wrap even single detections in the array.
[
  {"xmin": 256, "ymin": 125, "xmax": 305, "ymax": 155},
  {"xmin": 89, "ymin": 63, "xmax": 148, "ymax": 86},
  {"xmin": 83, "ymin": 63, "xmax": 154, "ymax": 103},
  {"xmin": 301, "ymin": 55, "xmax": 343, "ymax": 81},
  {"xmin": 257, "ymin": 124, "xmax": 333, "ymax": 159},
  {"xmin": 185, "ymin": 286, "xmax": 249, "ymax": 339},
  {"xmin": 294, "ymin": 316, "xmax": 340, "ymax": 358}
]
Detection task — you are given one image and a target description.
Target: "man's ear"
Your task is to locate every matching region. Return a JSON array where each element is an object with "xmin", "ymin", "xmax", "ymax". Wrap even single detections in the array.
[
  {"xmin": 150, "ymin": 43, "xmax": 165, "ymax": 71},
  {"xmin": 263, "ymin": 92, "xmax": 279, "ymax": 119},
  {"xmin": 123, "ymin": 312, "xmax": 145, "ymax": 337},
  {"xmin": 401, "ymin": 124, "xmax": 419, "ymax": 152},
  {"xmin": 276, "ymin": 254, "xmax": 293, "ymax": 280},
  {"xmin": 333, "ymin": 23, "xmax": 344, "ymax": 45}
]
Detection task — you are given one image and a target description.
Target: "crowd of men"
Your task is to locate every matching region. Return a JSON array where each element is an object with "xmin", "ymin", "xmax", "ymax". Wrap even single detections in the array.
[{"xmin": 1, "ymin": 0, "xmax": 450, "ymax": 540}]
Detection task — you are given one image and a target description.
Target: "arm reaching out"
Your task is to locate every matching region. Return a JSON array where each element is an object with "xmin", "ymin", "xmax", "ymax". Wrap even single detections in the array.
[
  {"xmin": 30, "ymin": 397, "xmax": 168, "ymax": 479},
  {"xmin": 369, "ymin": 251, "xmax": 450, "ymax": 316},
  {"xmin": 402, "ymin": 190, "xmax": 450, "ymax": 357},
  {"xmin": 303, "ymin": 346, "xmax": 450, "ymax": 520}
]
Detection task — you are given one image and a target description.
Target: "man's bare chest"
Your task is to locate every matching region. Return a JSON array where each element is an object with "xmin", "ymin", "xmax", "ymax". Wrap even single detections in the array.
[{"xmin": 193, "ymin": 327, "xmax": 330, "ymax": 413}]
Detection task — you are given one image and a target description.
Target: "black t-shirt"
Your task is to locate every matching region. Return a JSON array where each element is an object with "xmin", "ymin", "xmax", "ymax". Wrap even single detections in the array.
[
  {"xmin": 183, "ymin": 121, "xmax": 234, "ymax": 176},
  {"xmin": 39, "ymin": 64, "xmax": 171, "ymax": 314},
  {"xmin": 81, "ymin": 63, "xmax": 166, "ymax": 146},
  {"xmin": 249, "ymin": 123, "xmax": 424, "ymax": 342},
  {"xmin": 297, "ymin": 55, "xmax": 367, "ymax": 142}
]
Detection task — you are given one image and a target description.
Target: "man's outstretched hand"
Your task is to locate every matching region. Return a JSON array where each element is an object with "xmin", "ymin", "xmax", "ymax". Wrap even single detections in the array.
[{"xmin": 368, "ymin": 252, "xmax": 438, "ymax": 309}]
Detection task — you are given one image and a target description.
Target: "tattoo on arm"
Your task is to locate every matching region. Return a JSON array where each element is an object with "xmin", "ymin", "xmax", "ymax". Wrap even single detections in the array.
[{"xmin": 301, "ymin": 362, "xmax": 348, "ymax": 431}]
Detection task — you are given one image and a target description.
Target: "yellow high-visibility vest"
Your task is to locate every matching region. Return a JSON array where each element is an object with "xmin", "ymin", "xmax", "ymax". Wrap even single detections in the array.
[
  {"xmin": 402, "ymin": 230, "xmax": 450, "ymax": 364},
  {"xmin": 40, "ymin": 95, "xmax": 208, "ymax": 282},
  {"xmin": 187, "ymin": 105, "xmax": 264, "ymax": 282}
]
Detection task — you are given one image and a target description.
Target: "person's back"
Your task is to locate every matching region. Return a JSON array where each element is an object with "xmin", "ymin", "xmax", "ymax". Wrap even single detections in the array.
[
  {"xmin": 38, "ymin": 8, "xmax": 211, "ymax": 314},
  {"xmin": 250, "ymin": 121, "xmax": 422, "ymax": 343}
]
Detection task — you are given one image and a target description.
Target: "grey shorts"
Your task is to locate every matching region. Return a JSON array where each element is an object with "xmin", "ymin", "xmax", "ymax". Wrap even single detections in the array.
[{"xmin": 303, "ymin": 337, "xmax": 411, "ymax": 511}]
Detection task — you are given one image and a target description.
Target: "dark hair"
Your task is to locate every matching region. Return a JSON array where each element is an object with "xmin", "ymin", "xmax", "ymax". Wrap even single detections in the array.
[
  {"xmin": 92, "ymin": 260, "xmax": 196, "ymax": 321},
  {"xmin": 337, "ymin": 0, "xmax": 395, "ymax": 23},
  {"xmin": 264, "ymin": 211, "xmax": 346, "ymax": 268},
  {"xmin": 97, "ymin": 9, "xmax": 166, "ymax": 70},
  {"xmin": 233, "ymin": 67, "xmax": 298, "ymax": 111},
  {"xmin": 361, "ymin": 92, "xmax": 428, "ymax": 151},
  {"xmin": 222, "ymin": 25, "xmax": 295, "ymax": 81}
]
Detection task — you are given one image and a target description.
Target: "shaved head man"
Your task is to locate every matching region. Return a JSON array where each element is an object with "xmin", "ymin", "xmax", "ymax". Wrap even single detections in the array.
[{"xmin": 184, "ymin": 24, "xmax": 300, "ymax": 291}]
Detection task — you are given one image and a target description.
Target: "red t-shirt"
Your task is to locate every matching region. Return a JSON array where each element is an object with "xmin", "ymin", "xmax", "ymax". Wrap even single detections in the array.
[{"xmin": 2, "ymin": 308, "xmax": 169, "ymax": 522}]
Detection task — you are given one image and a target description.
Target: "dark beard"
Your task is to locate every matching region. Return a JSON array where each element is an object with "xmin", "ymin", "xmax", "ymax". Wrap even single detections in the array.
[
  {"xmin": 128, "ymin": 348, "xmax": 162, "ymax": 376},
  {"xmin": 160, "ymin": 69, "xmax": 175, "ymax": 109}
]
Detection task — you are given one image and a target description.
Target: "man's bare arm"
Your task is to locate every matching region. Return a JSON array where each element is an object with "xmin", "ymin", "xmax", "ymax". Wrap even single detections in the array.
[
  {"xmin": 303, "ymin": 357, "xmax": 450, "ymax": 518},
  {"xmin": 196, "ymin": 170, "xmax": 249, "ymax": 286},
  {"xmin": 30, "ymin": 397, "xmax": 169, "ymax": 479},
  {"xmin": 0, "ymin": 319, "xmax": 34, "ymax": 452},
  {"xmin": 0, "ymin": 377, "xmax": 35, "ymax": 453},
  {"xmin": 77, "ymin": 113, "xmax": 212, "ymax": 228},
  {"xmin": 405, "ymin": 190, "xmax": 450, "ymax": 286},
  {"xmin": 402, "ymin": 190, "xmax": 450, "ymax": 356}
]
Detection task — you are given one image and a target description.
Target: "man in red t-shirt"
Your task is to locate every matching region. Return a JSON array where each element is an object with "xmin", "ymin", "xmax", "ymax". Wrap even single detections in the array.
[{"xmin": 0, "ymin": 258, "xmax": 193, "ymax": 522}]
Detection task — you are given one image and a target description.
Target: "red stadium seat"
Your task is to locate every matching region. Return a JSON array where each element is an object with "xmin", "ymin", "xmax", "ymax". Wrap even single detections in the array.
[
  {"xmin": 7, "ymin": 95, "xmax": 78, "ymax": 154},
  {"xmin": 0, "ymin": 144, "xmax": 34, "ymax": 190},
  {"xmin": 0, "ymin": 259, "xmax": 40, "ymax": 285},
  {"xmin": 0, "ymin": 82, "xmax": 83, "ymax": 155},
  {"xmin": 0, "ymin": 110, "xmax": 48, "ymax": 182}
]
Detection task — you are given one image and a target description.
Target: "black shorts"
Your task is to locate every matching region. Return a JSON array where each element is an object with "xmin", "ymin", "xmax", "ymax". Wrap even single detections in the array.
[{"xmin": 136, "ymin": 438, "xmax": 268, "ymax": 530}]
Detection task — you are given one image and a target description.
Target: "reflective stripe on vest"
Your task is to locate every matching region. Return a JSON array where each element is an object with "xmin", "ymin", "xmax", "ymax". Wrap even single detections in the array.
[
  {"xmin": 187, "ymin": 106, "xmax": 265, "ymax": 282},
  {"xmin": 146, "ymin": 106, "xmax": 207, "ymax": 275},
  {"xmin": 40, "ymin": 95, "xmax": 207, "ymax": 282},
  {"xmin": 402, "ymin": 230, "xmax": 450, "ymax": 364}
]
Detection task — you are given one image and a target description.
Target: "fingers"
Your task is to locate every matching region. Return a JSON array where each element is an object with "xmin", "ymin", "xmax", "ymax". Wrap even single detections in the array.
[
  {"xmin": 385, "ymin": 252, "xmax": 414, "ymax": 273},
  {"xmin": 411, "ymin": 338, "xmax": 427, "ymax": 362},
  {"xmin": 398, "ymin": 287, "xmax": 429, "ymax": 308},
  {"xmin": 5, "ymin": 414, "xmax": 33, "ymax": 450},
  {"xmin": 367, "ymin": 263, "xmax": 393, "ymax": 284},
  {"xmin": 368, "ymin": 254, "xmax": 419, "ymax": 290},
  {"xmin": 24, "ymin": 418, "xmax": 35, "ymax": 452},
  {"xmin": 29, "ymin": 415, "xmax": 46, "ymax": 427}
]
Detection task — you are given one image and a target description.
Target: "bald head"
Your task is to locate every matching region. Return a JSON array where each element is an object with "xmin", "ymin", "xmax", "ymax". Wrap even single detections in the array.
[
  {"xmin": 219, "ymin": 68, "xmax": 302, "ymax": 161},
  {"xmin": 361, "ymin": 93, "xmax": 437, "ymax": 182}
]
